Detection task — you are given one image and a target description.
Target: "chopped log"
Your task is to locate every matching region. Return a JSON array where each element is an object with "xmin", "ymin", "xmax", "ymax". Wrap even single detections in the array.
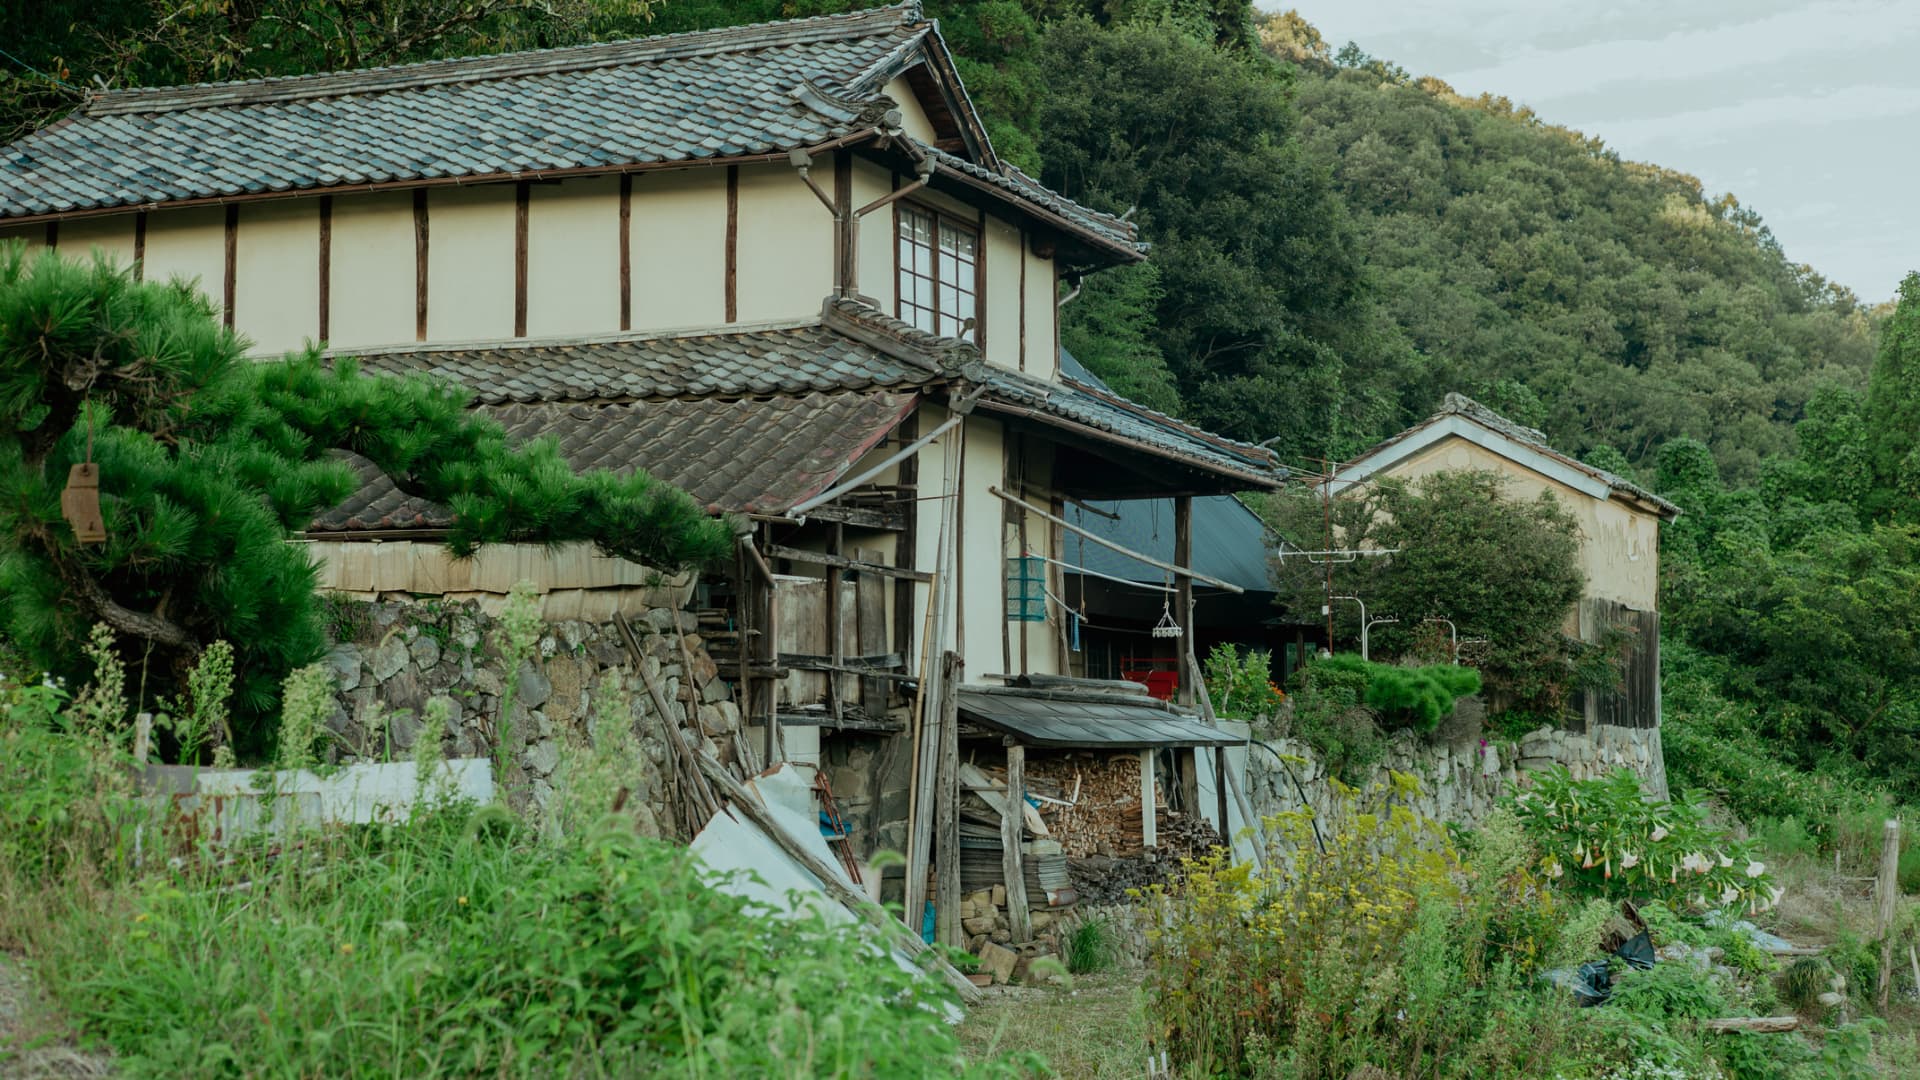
[
  {"xmin": 1703, "ymin": 1017, "xmax": 1800, "ymax": 1034},
  {"xmin": 694, "ymin": 753, "xmax": 984, "ymax": 1005}
]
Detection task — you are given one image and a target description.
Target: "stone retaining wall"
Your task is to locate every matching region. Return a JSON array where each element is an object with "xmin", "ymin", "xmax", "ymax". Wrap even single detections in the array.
[
  {"xmin": 1245, "ymin": 720, "xmax": 1667, "ymax": 831},
  {"xmin": 322, "ymin": 596, "xmax": 738, "ymax": 837}
]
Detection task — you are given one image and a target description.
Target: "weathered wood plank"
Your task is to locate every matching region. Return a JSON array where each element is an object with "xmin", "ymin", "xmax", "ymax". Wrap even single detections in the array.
[
  {"xmin": 766, "ymin": 544, "xmax": 932, "ymax": 583},
  {"xmin": 935, "ymin": 652, "xmax": 962, "ymax": 947},
  {"xmin": 1002, "ymin": 742, "xmax": 1032, "ymax": 940}
]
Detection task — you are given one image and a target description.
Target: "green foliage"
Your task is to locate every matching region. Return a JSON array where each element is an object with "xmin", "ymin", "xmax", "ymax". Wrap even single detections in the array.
[
  {"xmin": 1031, "ymin": 14, "xmax": 1404, "ymax": 453},
  {"xmin": 0, "ymin": 690, "xmax": 1024, "ymax": 1078},
  {"xmin": 1060, "ymin": 261, "xmax": 1182, "ymax": 415},
  {"xmin": 1270, "ymin": 470, "xmax": 1592, "ymax": 717},
  {"xmin": 1609, "ymin": 963, "xmax": 1730, "ymax": 1022},
  {"xmin": 0, "ymin": 247, "xmax": 730, "ymax": 757},
  {"xmin": 1506, "ymin": 767, "xmax": 1777, "ymax": 913},
  {"xmin": 1283, "ymin": 653, "xmax": 1387, "ymax": 782},
  {"xmin": 1143, "ymin": 784, "xmax": 1605, "ymax": 1078},
  {"xmin": 1202, "ymin": 642, "xmax": 1283, "ymax": 721},
  {"xmin": 1063, "ymin": 914, "xmax": 1116, "ymax": 975},
  {"xmin": 1307, "ymin": 652, "xmax": 1479, "ymax": 732},
  {"xmin": 1866, "ymin": 272, "xmax": 1920, "ymax": 515}
]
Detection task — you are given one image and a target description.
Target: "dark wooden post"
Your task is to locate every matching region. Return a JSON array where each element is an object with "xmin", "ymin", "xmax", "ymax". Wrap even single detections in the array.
[
  {"xmin": 1214, "ymin": 745, "xmax": 1232, "ymax": 845},
  {"xmin": 1174, "ymin": 495, "xmax": 1195, "ymax": 706},
  {"xmin": 1002, "ymin": 740, "xmax": 1032, "ymax": 940},
  {"xmin": 935, "ymin": 652, "xmax": 962, "ymax": 946}
]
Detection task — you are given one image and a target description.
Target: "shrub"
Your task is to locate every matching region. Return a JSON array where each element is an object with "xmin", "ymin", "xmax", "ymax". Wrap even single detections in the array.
[
  {"xmin": 1064, "ymin": 914, "xmax": 1116, "ymax": 975},
  {"xmin": 1306, "ymin": 653, "xmax": 1479, "ymax": 733},
  {"xmin": 1203, "ymin": 643, "xmax": 1284, "ymax": 721},
  {"xmin": 1507, "ymin": 767, "xmax": 1778, "ymax": 913},
  {"xmin": 1142, "ymin": 780, "xmax": 1589, "ymax": 1078}
]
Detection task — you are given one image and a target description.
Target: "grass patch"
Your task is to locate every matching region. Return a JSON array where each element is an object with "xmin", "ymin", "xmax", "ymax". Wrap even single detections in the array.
[{"xmin": 958, "ymin": 973, "xmax": 1149, "ymax": 1078}]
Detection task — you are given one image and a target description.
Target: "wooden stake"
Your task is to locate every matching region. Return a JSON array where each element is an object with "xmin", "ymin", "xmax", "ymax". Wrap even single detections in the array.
[
  {"xmin": 1877, "ymin": 817, "xmax": 1901, "ymax": 1010},
  {"xmin": 1139, "ymin": 748, "xmax": 1158, "ymax": 849},
  {"xmin": 1002, "ymin": 741, "xmax": 1032, "ymax": 941},
  {"xmin": 1704, "ymin": 1016, "xmax": 1800, "ymax": 1034}
]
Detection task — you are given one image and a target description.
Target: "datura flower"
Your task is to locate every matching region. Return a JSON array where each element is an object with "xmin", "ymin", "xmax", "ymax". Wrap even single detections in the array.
[
  {"xmin": 1620, "ymin": 851, "xmax": 1641, "ymax": 870},
  {"xmin": 1746, "ymin": 860, "xmax": 1766, "ymax": 878},
  {"xmin": 1650, "ymin": 824, "xmax": 1670, "ymax": 842}
]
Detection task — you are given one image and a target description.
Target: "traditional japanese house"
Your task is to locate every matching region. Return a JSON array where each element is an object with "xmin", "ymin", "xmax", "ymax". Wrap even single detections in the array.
[{"xmin": 0, "ymin": 3, "xmax": 1279, "ymax": 945}]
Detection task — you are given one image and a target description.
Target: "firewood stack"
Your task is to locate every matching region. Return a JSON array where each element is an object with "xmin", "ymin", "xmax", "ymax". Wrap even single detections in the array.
[
  {"xmin": 1021, "ymin": 752, "xmax": 1153, "ymax": 858},
  {"xmin": 1067, "ymin": 811, "xmax": 1223, "ymax": 904}
]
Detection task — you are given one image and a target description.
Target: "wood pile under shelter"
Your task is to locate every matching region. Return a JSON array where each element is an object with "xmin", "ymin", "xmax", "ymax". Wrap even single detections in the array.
[{"xmin": 935, "ymin": 677, "xmax": 1242, "ymax": 961}]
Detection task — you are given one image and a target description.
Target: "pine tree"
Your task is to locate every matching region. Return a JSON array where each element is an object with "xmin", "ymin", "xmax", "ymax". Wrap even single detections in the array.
[{"xmin": 0, "ymin": 244, "xmax": 733, "ymax": 755}]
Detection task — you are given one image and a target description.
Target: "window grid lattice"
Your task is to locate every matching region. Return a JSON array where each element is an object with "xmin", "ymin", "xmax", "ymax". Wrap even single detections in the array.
[{"xmin": 897, "ymin": 206, "xmax": 976, "ymax": 343}]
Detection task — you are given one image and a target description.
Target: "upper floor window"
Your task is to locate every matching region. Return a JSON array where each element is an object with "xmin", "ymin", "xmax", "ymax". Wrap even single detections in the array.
[{"xmin": 898, "ymin": 205, "xmax": 977, "ymax": 342}]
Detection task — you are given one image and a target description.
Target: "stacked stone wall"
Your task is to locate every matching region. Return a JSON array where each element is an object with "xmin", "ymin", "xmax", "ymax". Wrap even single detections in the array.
[{"xmin": 322, "ymin": 596, "xmax": 739, "ymax": 836}]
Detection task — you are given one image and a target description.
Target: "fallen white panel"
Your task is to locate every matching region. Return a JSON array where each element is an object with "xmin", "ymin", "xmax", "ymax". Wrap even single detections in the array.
[
  {"xmin": 142, "ymin": 759, "xmax": 494, "ymax": 844},
  {"xmin": 692, "ymin": 764, "xmax": 957, "ymax": 1017}
]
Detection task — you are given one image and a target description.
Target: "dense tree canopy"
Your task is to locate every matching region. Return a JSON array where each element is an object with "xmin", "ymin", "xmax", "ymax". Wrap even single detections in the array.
[
  {"xmin": 0, "ymin": 247, "xmax": 731, "ymax": 752},
  {"xmin": 1267, "ymin": 470, "xmax": 1591, "ymax": 715}
]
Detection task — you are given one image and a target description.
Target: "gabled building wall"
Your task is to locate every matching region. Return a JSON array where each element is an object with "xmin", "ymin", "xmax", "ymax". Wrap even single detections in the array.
[{"xmin": 1370, "ymin": 435, "xmax": 1660, "ymax": 616}]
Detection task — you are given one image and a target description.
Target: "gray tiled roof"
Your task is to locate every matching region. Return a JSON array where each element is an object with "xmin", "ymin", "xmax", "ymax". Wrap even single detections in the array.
[
  {"xmin": 957, "ymin": 687, "xmax": 1242, "ymax": 749},
  {"xmin": 310, "ymin": 388, "xmax": 919, "ymax": 530},
  {"xmin": 345, "ymin": 317, "xmax": 939, "ymax": 404},
  {"xmin": 0, "ymin": 5, "xmax": 1141, "ymax": 258},
  {"xmin": 1, "ymin": 8, "xmax": 916, "ymax": 217},
  {"xmin": 978, "ymin": 366, "xmax": 1280, "ymax": 488}
]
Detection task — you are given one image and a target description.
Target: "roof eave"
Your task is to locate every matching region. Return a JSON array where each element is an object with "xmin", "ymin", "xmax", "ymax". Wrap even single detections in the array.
[{"xmin": 971, "ymin": 395, "xmax": 1283, "ymax": 493}]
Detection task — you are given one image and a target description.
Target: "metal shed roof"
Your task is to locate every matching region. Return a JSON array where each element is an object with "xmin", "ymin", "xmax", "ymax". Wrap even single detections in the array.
[{"xmin": 956, "ymin": 688, "xmax": 1243, "ymax": 749}]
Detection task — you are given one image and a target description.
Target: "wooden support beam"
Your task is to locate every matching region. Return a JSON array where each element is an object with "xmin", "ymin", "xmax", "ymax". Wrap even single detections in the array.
[
  {"xmin": 513, "ymin": 181, "xmax": 529, "ymax": 337},
  {"xmin": 412, "ymin": 188, "xmax": 429, "ymax": 340},
  {"xmin": 935, "ymin": 652, "xmax": 962, "ymax": 947},
  {"xmin": 1002, "ymin": 741, "xmax": 1032, "ymax": 941},
  {"xmin": 618, "ymin": 173, "xmax": 632, "ymax": 331},
  {"xmin": 317, "ymin": 195, "xmax": 332, "ymax": 341},
  {"xmin": 765, "ymin": 545, "xmax": 932, "ymax": 583},
  {"xmin": 1140, "ymin": 748, "xmax": 1158, "ymax": 849},
  {"xmin": 1174, "ymin": 494, "xmax": 1194, "ymax": 706},
  {"xmin": 724, "ymin": 164, "xmax": 739, "ymax": 322},
  {"xmin": 828, "ymin": 523, "xmax": 846, "ymax": 724},
  {"xmin": 222, "ymin": 204, "xmax": 237, "ymax": 327}
]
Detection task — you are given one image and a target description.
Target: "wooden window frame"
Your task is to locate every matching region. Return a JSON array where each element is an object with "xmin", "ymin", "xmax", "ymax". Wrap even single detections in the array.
[{"xmin": 895, "ymin": 201, "xmax": 980, "ymax": 344}]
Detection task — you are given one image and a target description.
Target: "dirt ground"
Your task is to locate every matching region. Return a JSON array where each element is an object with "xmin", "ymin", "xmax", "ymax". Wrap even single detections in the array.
[{"xmin": 0, "ymin": 954, "xmax": 111, "ymax": 1079}]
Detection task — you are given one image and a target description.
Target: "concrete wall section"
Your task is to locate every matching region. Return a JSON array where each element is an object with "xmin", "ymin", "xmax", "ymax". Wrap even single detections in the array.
[
  {"xmin": 328, "ymin": 192, "xmax": 417, "ymax": 349},
  {"xmin": 142, "ymin": 206, "xmax": 229, "ymax": 315},
  {"xmin": 526, "ymin": 176, "xmax": 620, "ymax": 338},
  {"xmin": 734, "ymin": 163, "xmax": 833, "ymax": 324},
  {"xmin": 234, "ymin": 200, "xmax": 321, "ymax": 355},
  {"xmin": 630, "ymin": 169, "xmax": 727, "ymax": 330},
  {"xmin": 426, "ymin": 185, "xmax": 516, "ymax": 342}
]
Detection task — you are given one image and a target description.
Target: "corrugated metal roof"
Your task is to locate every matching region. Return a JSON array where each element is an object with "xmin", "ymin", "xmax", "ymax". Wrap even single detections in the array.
[{"xmin": 957, "ymin": 688, "xmax": 1242, "ymax": 748}]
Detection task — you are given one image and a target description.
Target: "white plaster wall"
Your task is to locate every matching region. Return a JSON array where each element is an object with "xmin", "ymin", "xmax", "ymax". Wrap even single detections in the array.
[
  {"xmin": 631, "ymin": 169, "xmax": 726, "ymax": 330},
  {"xmin": 57, "ymin": 216, "xmax": 137, "ymax": 269},
  {"xmin": 852, "ymin": 160, "xmax": 895, "ymax": 311},
  {"xmin": 328, "ymin": 191, "xmax": 415, "ymax": 349},
  {"xmin": 884, "ymin": 75, "xmax": 940, "ymax": 145},
  {"xmin": 1021, "ymin": 246, "xmax": 1057, "ymax": 379},
  {"xmin": 235, "ymin": 201, "xmax": 320, "ymax": 355},
  {"xmin": 982, "ymin": 216, "xmax": 1022, "ymax": 371},
  {"xmin": 959, "ymin": 416, "xmax": 1008, "ymax": 681},
  {"xmin": 1377, "ymin": 436, "xmax": 1662, "ymax": 615},
  {"xmin": 426, "ymin": 185, "xmax": 515, "ymax": 341},
  {"xmin": 735, "ymin": 163, "xmax": 833, "ymax": 323},
  {"xmin": 143, "ymin": 206, "xmax": 228, "ymax": 315},
  {"xmin": 526, "ymin": 176, "xmax": 620, "ymax": 337}
]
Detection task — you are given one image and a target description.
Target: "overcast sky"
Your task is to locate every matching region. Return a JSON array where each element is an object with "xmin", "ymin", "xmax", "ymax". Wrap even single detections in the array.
[{"xmin": 1275, "ymin": 1, "xmax": 1917, "ymax": 302}]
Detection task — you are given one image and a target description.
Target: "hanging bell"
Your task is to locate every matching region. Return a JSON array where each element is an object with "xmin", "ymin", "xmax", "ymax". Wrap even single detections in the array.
[{"xmin": 61, "ymin": 463, "xmax": 107, "ymax": 545}]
